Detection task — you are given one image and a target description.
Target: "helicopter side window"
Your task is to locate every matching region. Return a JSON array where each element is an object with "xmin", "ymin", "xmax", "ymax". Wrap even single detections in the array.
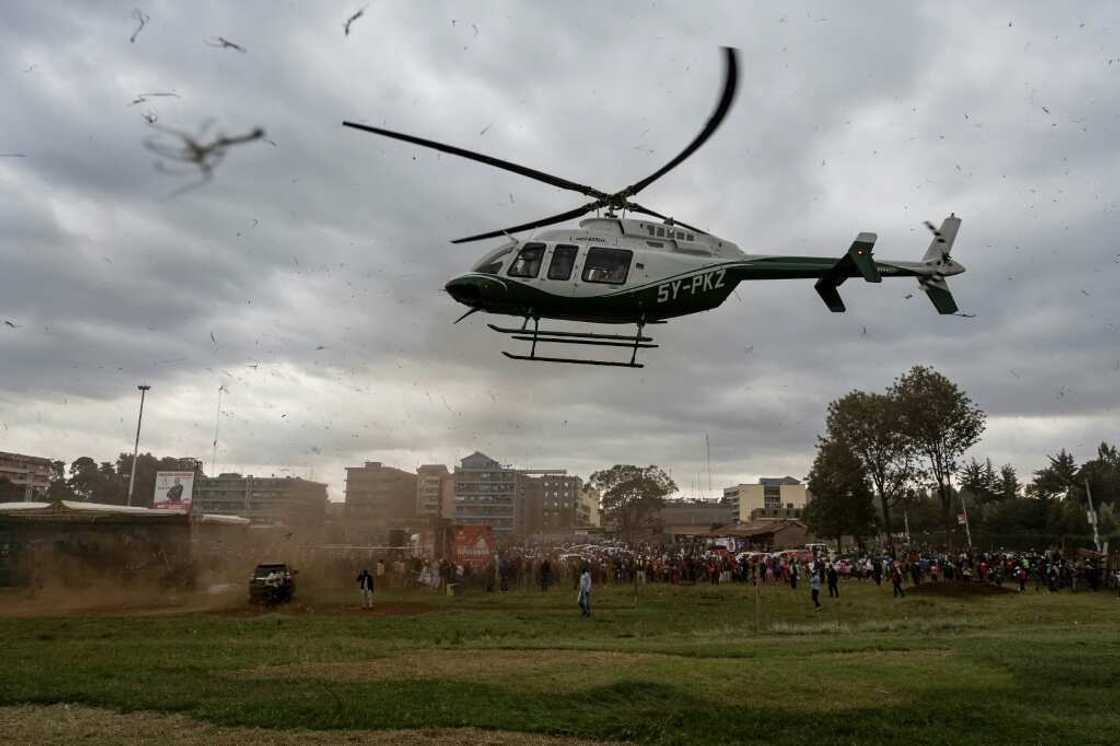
[
  {"xmin": 547, "ymin": 244, "xmax": 578, "ymax": 280},
  {"xmin": 507, "ymin": 243, "xmax": 545, "ymax": 278},
  {"xmin": 582, "ymin": 247, "xmax": 633, "ymax": 284}
]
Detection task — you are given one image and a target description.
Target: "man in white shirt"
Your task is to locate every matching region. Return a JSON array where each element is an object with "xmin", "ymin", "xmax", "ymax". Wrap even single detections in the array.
[{"xmin": 578, "ymin": 564, "xmax": 592, "ymax": 618}]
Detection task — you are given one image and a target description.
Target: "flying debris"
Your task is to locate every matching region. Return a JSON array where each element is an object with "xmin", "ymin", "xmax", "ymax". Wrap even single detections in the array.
[
  {"xmin": 205, "ymin": 37, "xmax": 247, "ymax": 53},
  {"xmin": 141, "ymin": 111, "xmax": 158, "ymax": 126},
  {"xmin": 129, "ymin": 8, "xmax": 149, "ymax": 43},
  {"xmin": 144, "ymin": 123, "xmax": 265, "ymax": 195},
  {"xmin": 0, "ymin": 153, "xmax": 27, "ymax": 158},
  {"xmin": 3, "ymin": 320, "xmax": 21, "ymax": 328},
  {"xmin": 344, "ymin": 5, "xmax": 367, "ymax": 36},
  {"xmin": 210, "ymin": 331, "xmax": 216, "ymax": 343},
  {"xmin": 129, "ymin": 91, "xmax": 179, "ymax": 106}
]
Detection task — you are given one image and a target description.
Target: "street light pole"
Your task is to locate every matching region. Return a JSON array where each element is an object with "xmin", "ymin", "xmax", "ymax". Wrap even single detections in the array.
[{"xmin": 127, "ymin": 385, "xmax": 151, "ymax": 506}]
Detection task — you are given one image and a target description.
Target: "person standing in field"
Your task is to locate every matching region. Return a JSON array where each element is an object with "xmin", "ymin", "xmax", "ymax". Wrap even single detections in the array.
[
  {"xmin": 809, "ymin": 565, "xmax": 822, "ymax": 610},
  {"xmin": 356, "ymin": 568, "xmax": 374, "ymax": 609},
  {"xmin": 827, "ymin": 562, "xmax": 840, "ymax": 598},
  {"xmin": 891, "ymin": 562, "xmax": 906, "ymax": 599},
  {"xmin": 578, "ymin": 563, "xmax": 592, "ymax": 618}
]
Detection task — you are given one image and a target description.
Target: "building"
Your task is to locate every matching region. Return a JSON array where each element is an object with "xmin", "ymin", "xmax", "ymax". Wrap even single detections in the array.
[
  {"xmin": 723, "ymin": 477, "xmax": 809, "ymax": 523},
  {"xmin": 454, "ymin": 452, "xmax": 517, "ymax": 536},
  {"xmin": 720, "ymin": 519, "xmax": 809, "ymax": 551},
  {"xmin": 193, "ymin": 473, "xmax": 327, "ymax": 527},
  {"xmin": 578, "ymin": 483, "xmax": 601, "ymax": 528},
  {"xmin": 416, "ymin": 464, "xmax": 455, "ymax": 520},
  {"xmin": 657, "ymin": 498, "xmax": 736, "ymax": 540},
  {"xmin": 0, "ymin": 451, "xmax": 52, "ymax": 501},
  {"xmin": 344, "ymin": 461, "xmax": 418, "ymax": 538},
  {"xmin": 540, "ymin": 474, "xmax": 584, "ymax": 531}
]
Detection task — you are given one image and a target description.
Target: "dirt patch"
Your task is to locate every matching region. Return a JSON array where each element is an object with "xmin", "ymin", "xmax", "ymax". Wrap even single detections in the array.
[
  {"xmin": 236, "ymin": 649, "xmax": 660, "ymax": 691},
  {"xmin": 907, "ymin": 582, "xmax": 1015, "ymax": 598},
  {"xmin": 0, "ymin": 704, "xmax": 610, "ymax": 745}
]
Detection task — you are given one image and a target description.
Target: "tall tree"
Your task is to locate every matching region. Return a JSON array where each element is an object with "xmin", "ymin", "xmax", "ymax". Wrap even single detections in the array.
[
  {"xmin": 959, "ymin": 457, "xmax": 1000, "ymax": 504},
  {"xmin": 1078, "ymin": 442, "xmax": 1119, "ymax": 508},
  {"xmin": 805, "ymin": 437, "xmax": 878, "ymax": 550},
  {"xmin": 891, "ymin": 366, "xmax": 986, "ymax": 548},
  {"xmin": 1030, "ymin": 449, "xmax": 1079, "ymax": 503},
  {"xmin": 824, "ymin": 391, "xmax": 914, "ymax": 552},
  {"xmin": 997, "ymin": 464, "xmax": 1021, "ymax": 501},
  {"xmin": 590, "ymin": 465, "xmax": 676, "ymax": 543}
]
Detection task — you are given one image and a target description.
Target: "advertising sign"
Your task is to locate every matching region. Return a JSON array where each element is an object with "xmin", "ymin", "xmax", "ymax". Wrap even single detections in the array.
[
  {"xmin": 453, "ymin": 525, "xmax": 496, "ymax": 568},
  {"xmin": 153, "ymin": 471, "xmax": 195, "ymax": 512}
]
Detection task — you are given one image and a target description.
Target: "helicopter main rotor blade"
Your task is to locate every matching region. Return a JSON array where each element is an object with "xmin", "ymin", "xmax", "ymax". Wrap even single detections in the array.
[
  {"xmin": 619, "ymin": 47, "xmax": 739, "ymax": 199},
  {"xmin": 450, "ymin": 200, "xmax": 602, "ymax": 244},
  {"xmin": 342, "ymin": 121, "xmax": 609, "ymax": 200},
  {"xmin": 625, "ymin": 202, "xmax": 708, "ymax": 236}
]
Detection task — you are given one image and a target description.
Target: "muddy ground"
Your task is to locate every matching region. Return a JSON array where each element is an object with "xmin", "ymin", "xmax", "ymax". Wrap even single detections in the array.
[{"xmin": 0, "ymin": 705, "xmax": 611, "ymax": 745}]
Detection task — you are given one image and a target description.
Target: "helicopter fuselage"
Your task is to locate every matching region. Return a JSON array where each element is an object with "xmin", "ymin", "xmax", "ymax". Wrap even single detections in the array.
[{"xmin": 444, "ymin": 216, "xmax": 954, "ymax": 324}]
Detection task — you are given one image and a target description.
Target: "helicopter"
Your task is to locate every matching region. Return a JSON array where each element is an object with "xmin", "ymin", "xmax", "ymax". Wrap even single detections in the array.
[{"xmin": 343, "ymin": 48, "xmax": 965, "ymax": 369}]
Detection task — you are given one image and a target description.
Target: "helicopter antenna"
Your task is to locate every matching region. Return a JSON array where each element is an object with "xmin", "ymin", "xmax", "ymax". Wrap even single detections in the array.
[{"xmin": 342, "ymin": 47, "xmax": 738, "ymax": 243}]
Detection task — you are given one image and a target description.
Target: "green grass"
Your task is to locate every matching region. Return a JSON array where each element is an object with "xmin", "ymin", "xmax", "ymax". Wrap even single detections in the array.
[{"xmin": 2, "ymin": 581, "xmax": 1118, "ymax": 744}]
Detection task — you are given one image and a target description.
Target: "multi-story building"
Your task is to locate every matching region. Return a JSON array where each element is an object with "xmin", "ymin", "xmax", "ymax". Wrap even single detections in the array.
[
  {"xmin": 0, "ymin": 451, "xmax": 52, "ymax": 501},
  {"xmin": 193, "ymin": 473, "xmax": 327, "ymax": 527},
  {"xmin": 454, "ymin": 452, "xmax": 517, "ymax": 536},
  {"xmin": 344, "ymin": 461, "xmax": 418, "ymax": 536},
  {"xmin": 540, "ymin": 474, "xmax": 584, "ymax": 531},
  {"xmin": 578, "ymin": 484, "xmax": 601, "ymax": 528},
  {"xmin": 723, "ymin": 477, "xmax": 809, "ymax": 523},
  {"xmin": 416, "ymin": 464, "xmax": 455, "ymax": 520}
]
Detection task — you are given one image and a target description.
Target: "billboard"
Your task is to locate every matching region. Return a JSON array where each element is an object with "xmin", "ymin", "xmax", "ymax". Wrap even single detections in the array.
[
  {"xmin": 453, "ymin": 525, "xmax": 496, "ymax": 568},
  {"xmin": 153, "ymin": 471, "xmax": 195, "ymax": 512}
]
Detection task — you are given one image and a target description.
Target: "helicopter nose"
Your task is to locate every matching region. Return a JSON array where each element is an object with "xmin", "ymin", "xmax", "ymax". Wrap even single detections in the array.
[{"xmin": 444, "ymin": 275, "xmax": 504, "ymax": 306}]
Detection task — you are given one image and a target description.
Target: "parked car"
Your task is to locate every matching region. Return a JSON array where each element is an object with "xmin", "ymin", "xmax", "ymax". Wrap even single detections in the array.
[{"xmin": 249, "ymin": 562, "xmax": 295, "ymax": 606}]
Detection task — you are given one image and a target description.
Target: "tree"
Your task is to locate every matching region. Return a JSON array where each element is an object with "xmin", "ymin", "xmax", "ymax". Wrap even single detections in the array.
[
  {"xmin": 1030, "ymin": 449, "xmax": 1079, "ymax": 503},
  {"xmin": 45, "ymin": 460, "xmax": 76, "ymax": 501},
  {"xmin": 824, "ymin": 391, "xmax": 914, "ymax": 552},
  {"xmin": 590, "ymin": 465, "xmax": 676, "ymax": 543},
  {"xmin": 891, "ymin": 366, "xmax": 986, "ymax": 548},
  {"xmin": 1079, "ymin": 442, "xmax": 1119, "ymax": 509},
  {"xmin": 805, "ymin": 438, "xmax": 878, "ymax": 550},
  {"xmin": 997, "ymin": 464, "xmax": 1021, "ymax": 501},
  {"xmin": 959, "ymin": 457, "xmax": 1000, "ymax": 504}
]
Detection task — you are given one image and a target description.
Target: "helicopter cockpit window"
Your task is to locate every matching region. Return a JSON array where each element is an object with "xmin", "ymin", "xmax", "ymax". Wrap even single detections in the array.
[
  {"xmin": 472, "ymin": 245, "xmax": 514, "ymax": 275},
  {"xmin": 547, "ymin": 244, "xmax": 578, "ymax": 280},
  {"xmin": 507, "ymin": 243, "xmax": 545, "ymax": 278},
  {"xmin": 582, "ymin": 247, "xmax": 633, "ymax": 284}
]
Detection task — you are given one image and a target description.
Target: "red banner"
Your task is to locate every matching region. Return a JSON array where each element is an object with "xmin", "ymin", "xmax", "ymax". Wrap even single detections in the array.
[{"xmin": 453, "ymin": 525, "xmax": 496, "ymax": 568}]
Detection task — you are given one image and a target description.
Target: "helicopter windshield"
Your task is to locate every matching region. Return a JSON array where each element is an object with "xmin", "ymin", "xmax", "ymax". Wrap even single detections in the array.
[{"xmin": 471, "ymin": 244, "xmax": 515, "ymax": 275}]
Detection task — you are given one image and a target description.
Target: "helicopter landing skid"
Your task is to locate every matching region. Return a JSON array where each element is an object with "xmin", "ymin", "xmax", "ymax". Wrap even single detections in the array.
[{"xmin": 487, "ymin": 321, "xmax": 657, "ymax": 369}]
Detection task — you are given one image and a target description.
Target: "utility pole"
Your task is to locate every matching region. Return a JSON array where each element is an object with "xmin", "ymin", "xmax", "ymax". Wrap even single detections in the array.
[
  {"xmin": 959, "ymin": 489, "xmax": 973, "ymax": 549},
  {"xmin": 127, "ymin": 385, "xmax": 151, "ymax": 506},
  {"xmin": 211, "ymin": 385, "xmax": 224, "ymax": 475},
  {"xmin": 1084, "ymin": 477, "xmax": 1102, "ymax": 553}
]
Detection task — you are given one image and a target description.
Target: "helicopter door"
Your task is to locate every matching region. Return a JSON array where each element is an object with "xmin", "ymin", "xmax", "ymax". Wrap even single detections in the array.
[{"xmin": 544, "ymin": 244, "xmax": 579, "ymax": 296}]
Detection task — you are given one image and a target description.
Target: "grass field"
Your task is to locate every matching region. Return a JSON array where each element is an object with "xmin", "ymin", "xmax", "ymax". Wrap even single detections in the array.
[{"xmin": 2, "ymin": 580, "xmax": 1118, "ymax": 744}]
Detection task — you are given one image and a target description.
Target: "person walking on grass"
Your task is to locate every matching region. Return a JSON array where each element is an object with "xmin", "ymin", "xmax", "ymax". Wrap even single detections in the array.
[
  {"xmin": 810, "ymin": 565, "xmax": 822, "ymax": 610},
  {"xmin": 891, "ymin": 561, "xmax": 906, "ymax": 599},
  {"xmin": 356, "ymin": 568, "xmax": 375, "ymax": 609},
  {"xmin": 578, "ymin": 563, "xmax": 592, "ymax": 618},
  {"xmin": 827, "ymin": 562, "xmax": 839, "ymax": 598}
]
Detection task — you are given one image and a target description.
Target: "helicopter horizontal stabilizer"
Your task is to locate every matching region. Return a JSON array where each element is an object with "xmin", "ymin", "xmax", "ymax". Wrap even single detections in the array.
[{"xmin": 921, "ymin": 276, "xmax": 959, "ymax": 314}]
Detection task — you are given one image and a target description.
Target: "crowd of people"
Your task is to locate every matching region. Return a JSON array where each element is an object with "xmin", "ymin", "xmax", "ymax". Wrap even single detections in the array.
[{"xmin": 355, "ymin": 541, "xmax": 1120, "ymax": 611}]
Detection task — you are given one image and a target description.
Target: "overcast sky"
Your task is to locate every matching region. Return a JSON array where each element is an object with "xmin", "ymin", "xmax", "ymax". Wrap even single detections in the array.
[{"xmin": 2, "ymin": 1, "xmax": 1117, "ymax": 501}]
